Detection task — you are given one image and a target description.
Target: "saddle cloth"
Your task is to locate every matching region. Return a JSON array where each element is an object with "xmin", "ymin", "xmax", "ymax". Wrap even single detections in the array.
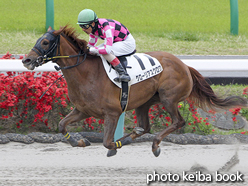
[{"xmin": 100, "ymin": 53, "xmax": 163, "ymax": 88}]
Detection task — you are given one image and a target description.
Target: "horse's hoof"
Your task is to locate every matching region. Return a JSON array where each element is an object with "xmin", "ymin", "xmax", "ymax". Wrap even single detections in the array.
[
  {"xmin": 107, "ymin": 149, "xmax": 117, "ymax": 157},
  {"xmin": 133, "ymin": 127, "xmax": 144, "ymax": 135},
  {"xmin": 83, "ymin": 138, "xmax": 91, "ymax": 146},
  {"xmin": 153, "ymin": 147, "xmax": 161, "ymax": 157},
  {"xmin": 78, "ymin": 138, "xmax": 91, "ymax": 147}
]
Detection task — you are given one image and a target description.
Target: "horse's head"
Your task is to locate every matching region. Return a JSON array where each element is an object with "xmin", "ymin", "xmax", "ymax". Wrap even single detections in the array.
[{"xmin": 22, "ymin": 27, "xmax": 61, "ymax": 70}]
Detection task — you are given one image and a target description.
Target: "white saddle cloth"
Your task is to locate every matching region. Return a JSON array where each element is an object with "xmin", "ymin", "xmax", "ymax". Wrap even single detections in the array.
[{"xmin": 100, "ymin": 53, "xmax": 163, "ymax": 88}]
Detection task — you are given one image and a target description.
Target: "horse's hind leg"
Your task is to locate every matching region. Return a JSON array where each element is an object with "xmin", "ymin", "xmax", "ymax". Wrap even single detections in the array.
[
  {"xmin": 110, "ymin": 104, "xmax": 150, "ymax": 150},
  {"xmin": 152, "ymin": 99, "xmax": 185, "ymax": 157},
  {"xmin": 114, "ymin": 94, "xmax": 160, "ymax": 147},
  {"xmin": 59, "ymin": 108, "xmax": 91, "ymax": 147},
  {"xmin": 127, "ymin": 102, "xmax": 152, "ymax": 139},
  {"xmin": 105, "ymin": 103, "xmax": 153, "ymax": 157}
]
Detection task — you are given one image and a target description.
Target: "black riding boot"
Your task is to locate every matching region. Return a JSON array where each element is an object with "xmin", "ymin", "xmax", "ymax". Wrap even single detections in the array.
[{"xmin": 113, "ymin": 63, "xmax": 131, "ymax": 82}]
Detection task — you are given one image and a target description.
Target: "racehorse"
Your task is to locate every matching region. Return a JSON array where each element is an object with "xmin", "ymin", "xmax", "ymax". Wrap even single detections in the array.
[{"xmin": 22, "ymin": 25, "xmax": 248, "ymax": 157}]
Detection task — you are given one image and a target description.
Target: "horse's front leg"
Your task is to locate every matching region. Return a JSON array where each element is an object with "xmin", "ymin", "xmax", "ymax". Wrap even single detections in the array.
[
  {"xmin": 59, "ymin": 108, "xmax": 91, "ymax": 147},
  {"xmin": 103, "ymin": 114, "xmax": 125, "ymax": 157}
]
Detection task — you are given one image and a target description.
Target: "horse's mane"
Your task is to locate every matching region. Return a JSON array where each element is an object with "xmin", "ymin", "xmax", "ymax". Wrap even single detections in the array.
[{"xmin": 56, "ymin": 25, "xmax": 88, "ymax": 53}]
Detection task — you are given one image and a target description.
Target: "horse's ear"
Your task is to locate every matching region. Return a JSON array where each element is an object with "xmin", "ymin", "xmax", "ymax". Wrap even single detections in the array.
[
  {"xmin": 53, "ymin": 26, "xmax": 66, "ymax": 36},
  {"xmin": 47, "ymin": 26, "xmax": 53, "ymax": 32}
]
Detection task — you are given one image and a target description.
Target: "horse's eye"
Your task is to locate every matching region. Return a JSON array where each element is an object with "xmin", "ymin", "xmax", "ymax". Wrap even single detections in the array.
[{"xmin": 43, "ymin": 41, "xmax": 49, "ymax": 45}]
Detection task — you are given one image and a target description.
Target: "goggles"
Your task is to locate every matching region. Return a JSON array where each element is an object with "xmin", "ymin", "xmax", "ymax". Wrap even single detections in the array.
[{"xmin": 79, "ymin": 24, "xmax": 91, "ymax": 29}]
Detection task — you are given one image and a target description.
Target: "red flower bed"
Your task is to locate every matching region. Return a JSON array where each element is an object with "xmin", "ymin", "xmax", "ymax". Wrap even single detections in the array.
[
  {"xmin": 0, "ymin": 71, "xmax": 104, "ymax": 133},
  {"xmin": 0, "ymin": 71, "xmax": 69, "ymax": 132}
]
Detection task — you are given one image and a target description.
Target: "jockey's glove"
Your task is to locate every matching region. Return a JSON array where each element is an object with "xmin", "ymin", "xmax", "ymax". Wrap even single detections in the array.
[{"xmin": 89, "ymin": 47, "xmax": 99, "ymax": 55}]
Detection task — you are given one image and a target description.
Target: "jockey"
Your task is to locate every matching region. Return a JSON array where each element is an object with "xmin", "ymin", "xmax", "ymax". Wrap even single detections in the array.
[{"xmin": 77, "ymin": 9, "xmax": 136, "ymax": 82}]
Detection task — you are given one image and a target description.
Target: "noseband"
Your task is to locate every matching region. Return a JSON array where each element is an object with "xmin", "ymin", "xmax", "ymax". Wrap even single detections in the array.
[{"xmin": 32, "ymin": 30, "xmax": 87, "ymax": 71}]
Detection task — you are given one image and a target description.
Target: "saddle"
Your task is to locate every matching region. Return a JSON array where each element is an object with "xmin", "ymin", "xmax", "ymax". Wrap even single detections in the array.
[{"xmin": 102, "ymin": 50, "xmax": 163, "ymax": 112}]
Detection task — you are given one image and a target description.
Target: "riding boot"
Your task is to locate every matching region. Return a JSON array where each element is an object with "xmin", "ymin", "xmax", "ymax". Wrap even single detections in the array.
[{"xmin": 110, "ymin": 57, "xmax": 131, "ymax": 82}]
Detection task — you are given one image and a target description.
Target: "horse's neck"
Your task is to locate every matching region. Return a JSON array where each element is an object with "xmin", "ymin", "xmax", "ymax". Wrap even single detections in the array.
[
  {"xmin": 57, "ymin": 37, "xmax": 103, "ymax": 90},
  {"xmin": 62, "ymin": 57, "xmax": 106, "ymax": 95},
  {"xmin": 61, "ymin": 57, "xmax": 97, "ymax": 82}
]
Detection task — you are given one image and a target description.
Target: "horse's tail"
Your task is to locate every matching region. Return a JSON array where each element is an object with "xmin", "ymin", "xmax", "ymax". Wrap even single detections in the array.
[{"xmin": 187, "ymin": 66, "xmax": 248, "ymax": 112}]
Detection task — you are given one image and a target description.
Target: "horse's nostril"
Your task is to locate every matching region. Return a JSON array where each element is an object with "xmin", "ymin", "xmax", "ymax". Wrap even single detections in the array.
[{"xmin": 22, "ymin": 58, "xmax": 31, "ymax": 63}]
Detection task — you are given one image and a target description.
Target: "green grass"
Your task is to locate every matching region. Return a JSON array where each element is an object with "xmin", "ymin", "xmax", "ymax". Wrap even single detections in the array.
[
  {"xmin": 1, "ymin": 0, "xmax": 248, "ymax": 55},
  {"xmin": 211, "ymin": 84, "xmax": 247, "ymax": 97},
  {"xmin": 134, "ymin": 32, "xmax": 248, "ymax": 55},
  {"xmin": 2, "ymin": 31, "xmax": 248, "ymax": 55},
  {"xmin": 1, "ymin": 0, "xmax": 248, "ymax": 34}
]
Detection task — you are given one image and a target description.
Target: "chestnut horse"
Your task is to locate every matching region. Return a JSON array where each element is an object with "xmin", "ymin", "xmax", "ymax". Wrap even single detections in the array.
[{"xmin": 22, "ymin": 26, "xmax": 248, "ymax": 157}]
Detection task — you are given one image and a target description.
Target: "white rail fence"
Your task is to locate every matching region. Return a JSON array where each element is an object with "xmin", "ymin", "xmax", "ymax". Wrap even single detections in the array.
[{"xmin": 1, "ymin": 56, "xmax": 248, "ymax": 78}]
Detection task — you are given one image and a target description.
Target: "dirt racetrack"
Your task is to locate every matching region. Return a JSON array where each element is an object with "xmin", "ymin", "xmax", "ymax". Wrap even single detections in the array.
[{"xmin": 0, "ymin": 141, "xmax": 248, "ymax": 186}]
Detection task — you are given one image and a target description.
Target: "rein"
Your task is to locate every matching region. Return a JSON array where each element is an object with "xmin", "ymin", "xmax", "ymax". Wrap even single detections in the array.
[
  {"xmin": 53, "ymin": 52, "xmax": 87, "ymax": 71},
  {"xmin": 39, "ymin": 74, "xmax": 64, "ymax": 99}
]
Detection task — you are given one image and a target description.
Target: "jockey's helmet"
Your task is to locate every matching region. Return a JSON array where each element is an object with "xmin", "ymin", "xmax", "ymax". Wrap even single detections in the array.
[{"xmin": 77, "ymin": 9, "xmax": 98, "ymax": 25}]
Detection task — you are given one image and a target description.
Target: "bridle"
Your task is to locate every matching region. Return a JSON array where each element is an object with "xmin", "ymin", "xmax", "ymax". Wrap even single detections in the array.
[{"xmin": 32, "ymin": 29, "xmax": 87, "ymax": 71}]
